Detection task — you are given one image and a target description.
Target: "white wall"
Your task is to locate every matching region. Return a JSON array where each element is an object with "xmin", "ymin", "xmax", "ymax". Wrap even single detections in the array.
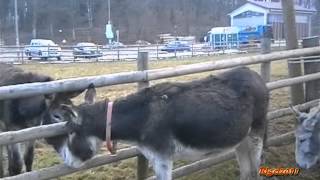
[
  {"xmin": 268, "ymin": 13, "xmax": 309, "ymax": 23},
  {"xmin": 229, "ymin": 3, "xmax": 269, "ymax": 26},
  {"xmin": 233, "ymin": 16, "xmax": 266, "ymax": 27}
]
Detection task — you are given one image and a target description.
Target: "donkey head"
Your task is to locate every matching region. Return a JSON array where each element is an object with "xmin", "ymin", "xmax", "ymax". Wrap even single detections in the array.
[
  {"xmin": 291, "ymin": 104, "xmax": 320, "ymax": 169},
  {"xmin": 43, "ymin": 85, "xmax": 102, "ymax": 168}
]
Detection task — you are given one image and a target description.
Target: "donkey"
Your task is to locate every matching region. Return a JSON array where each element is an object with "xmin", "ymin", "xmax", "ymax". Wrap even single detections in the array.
[
  {"xmin": 44, "ymin": 67, "xmax": 269, "ymax": 180},
  {"xmin": 0, "ymin": 63, "xmax": 80, "ymax": 176},
  {"xmin": 290, "ymin": 103, "xmax": 320, "ymax": 169}
]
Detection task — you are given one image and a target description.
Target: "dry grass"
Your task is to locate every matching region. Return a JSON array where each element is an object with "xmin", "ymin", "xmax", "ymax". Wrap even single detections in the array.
[{"xmin": 11, "ymin": 54, "xmax": 317, "ymax": 179}]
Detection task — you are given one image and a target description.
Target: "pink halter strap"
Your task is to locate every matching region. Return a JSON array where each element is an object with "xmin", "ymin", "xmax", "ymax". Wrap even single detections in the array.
[{"xmin": 105, "ymin": 101, "xmax": 117, "ymax": 154}]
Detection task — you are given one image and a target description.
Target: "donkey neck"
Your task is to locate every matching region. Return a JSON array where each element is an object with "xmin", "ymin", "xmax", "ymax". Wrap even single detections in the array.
[{"xmin": 78, "ymin": 99, "xmax": 148, "ymax": 143}]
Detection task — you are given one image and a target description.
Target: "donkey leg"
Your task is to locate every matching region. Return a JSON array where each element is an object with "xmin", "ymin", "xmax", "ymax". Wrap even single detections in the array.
[
  {"xmin": 24, "ymin": 140, "xmax": 35, "ymax": 172},
  {"xmin": 235, "ymin": 135, "xmax": 263, "ymax": 180},
  {"xmin": 139, "ymin": 146, "xmax": 173, "ymax": 180},
  {"xmin": 0, "ymin": 146, "xmax": 4, "ymax": 177},
  {"xmin": 7, "ymin": 143, "xmax": 23, "ymax": 176},
  {"xmin": 152, "ymin": 158, "xmax": 172, "ymax": 180}
]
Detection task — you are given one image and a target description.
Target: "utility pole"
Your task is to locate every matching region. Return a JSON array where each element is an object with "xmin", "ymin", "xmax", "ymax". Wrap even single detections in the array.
[
  {"xmin": 87, "ymin": 0, "xmax": 93, "ymax": 41},
  {"xmin": 14, "ymin": 0, "xmax": 21, "ymax": 61},
  {"xmin": 32, "ymin": 0, "xmax": 37, "ymax": 38},
  {"xmin": 14, "ymin": 0, "xmax": 20, "ymax": 46},
  {"xmin": 281, "ymin": 0, "xmax": 304, "ymax": 105},
  {"xmin": 71, "ymin": 0, "xmax": 76, "ymax": 41},
  {"xmin": 108, "ymin": 0, "xmax": 111, "ymax": 22}
]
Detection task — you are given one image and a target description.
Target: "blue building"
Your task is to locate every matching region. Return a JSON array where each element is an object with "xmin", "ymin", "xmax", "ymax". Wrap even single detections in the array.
[{"xmin": 228, "ymin": 0, "xmax": 316, "ymax": 40}]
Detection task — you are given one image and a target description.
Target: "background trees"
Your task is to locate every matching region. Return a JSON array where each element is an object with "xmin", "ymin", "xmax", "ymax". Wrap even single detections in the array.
[{"xmin": 0, "ymin": 0, "xmax": 317, "ymax": 45}]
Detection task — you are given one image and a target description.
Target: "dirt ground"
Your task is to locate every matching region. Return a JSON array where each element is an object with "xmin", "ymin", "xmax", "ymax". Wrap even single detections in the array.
[{"xmin": 3, "ymin": 54, "xmax": 319, "ymax": 179}]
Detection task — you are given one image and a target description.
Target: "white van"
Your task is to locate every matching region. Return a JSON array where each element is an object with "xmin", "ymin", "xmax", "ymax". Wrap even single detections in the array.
[{"xmin": 24, "ymin": 39, "xmax": 62, "ymax": 60}]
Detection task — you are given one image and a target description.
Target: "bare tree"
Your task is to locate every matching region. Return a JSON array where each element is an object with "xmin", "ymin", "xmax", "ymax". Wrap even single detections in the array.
[
  {"xmin": 71, "ymin": 0, "xmax": 76, "ymax": 41},
  {"xmin": 32, "ymin": 0, "xmax": 37, "ymax": 38},
  {"xmin": 87, "ymin": 0, "xmax": 93, "ymax": 41}
]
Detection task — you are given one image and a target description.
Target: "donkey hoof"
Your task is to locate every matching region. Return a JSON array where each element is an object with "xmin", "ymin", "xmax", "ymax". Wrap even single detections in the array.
[{"xmin": 8, "ymin": 166, "xmax": 22, "ymax": 176}]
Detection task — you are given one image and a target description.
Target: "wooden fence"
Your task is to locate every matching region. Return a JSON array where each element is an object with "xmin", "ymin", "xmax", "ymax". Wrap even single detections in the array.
[
  {"xmin": 1, "ymin": 46, "xmax": 320, "ymax": 180},
  {"xmin": 0, "ymin": 43, "xmax": 283, "ymax": 63}
]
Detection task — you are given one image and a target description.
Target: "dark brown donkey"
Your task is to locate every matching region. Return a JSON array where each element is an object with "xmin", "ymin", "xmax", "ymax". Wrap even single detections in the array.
[
  {"xmin": 44, "ymin": 67, "xmax": 269, "ymax": 180},
  {"xmin": 0, "ymin": 63, "xmax": 80, "ymax": 177}
]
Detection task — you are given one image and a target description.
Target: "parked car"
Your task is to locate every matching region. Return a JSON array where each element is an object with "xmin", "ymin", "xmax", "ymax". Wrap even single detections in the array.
[
  {"xmin": 24, "ymin": 39, "xmax": 61, "ymax": 60},
  {"xmin": 161, "ymin": 41, "xmax": 191, "ymax": 52},
  {"xmin": 135, "ymin": 40, "xmax": 151, "ymax": 46},
  {"xmin": 105, "ymin": 41, "xmax": 126, "ymax": 49},
  {"xmin": 73, "ymin": 42, "xmax": 102, "ymax": 59}
]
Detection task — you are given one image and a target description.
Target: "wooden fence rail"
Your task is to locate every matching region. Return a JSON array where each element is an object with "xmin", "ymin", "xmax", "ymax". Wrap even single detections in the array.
[
  {"xmin": 0, "ymin": 47, "xmax": 319, "ymax": 100},
  {"xmin": 2, "ymin": 147, "xmax": 140, "ymax": 180},
  {"xmin": 0, "ymin": 122, "xmax": 68, "ymax": 146},
  {"xmin": 267, "ymin": 72, "xmax": 320, "ymax": 90}
]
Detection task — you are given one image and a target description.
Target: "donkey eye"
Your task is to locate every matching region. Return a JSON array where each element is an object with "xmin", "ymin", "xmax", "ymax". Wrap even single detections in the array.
[
  {"xmin": 51, "ymin": 113, "xmax": 62, "ymax": 121},
  {"xmin": 53, "ymin": 114, "xmax": 60, "ymax": 119},
  {"xmin": 300, "ymin": 139, "xmax": 306, "ymax": 143}
]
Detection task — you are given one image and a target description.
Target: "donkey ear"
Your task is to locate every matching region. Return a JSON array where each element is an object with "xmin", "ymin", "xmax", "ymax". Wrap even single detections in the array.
[
  {"xmin": 289, "ymin": 104, "xmax": 304, "ymax": 124},
  {"xmin": 44, "ymin": 94, "xmax": 55, "ymax": 107},
  {"xmin": 58, "ymin": 90, "xmax": 84, "ymax": 99},
  {"xmin": 51, "ymin": 90, "xmax": 85, "ymax": 103},
  {"xmin": 85, "ymin": 83, "xmax": 96, "ymax": 104},
  {"xmin": 289, "ymin": 104, "xmax": 302, "ymax": 117},
  {"xmin": 44, "ymin": 89, "xmax": 84, "ymax": 107}
]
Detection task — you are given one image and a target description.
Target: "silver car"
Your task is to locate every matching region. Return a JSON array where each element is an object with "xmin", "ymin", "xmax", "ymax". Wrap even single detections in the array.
[{"xmin": 73, "ymin": 42, "xmax": 103, "ymax": 59}]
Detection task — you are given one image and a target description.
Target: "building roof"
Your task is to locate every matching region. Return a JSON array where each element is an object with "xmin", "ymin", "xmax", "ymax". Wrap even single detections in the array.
[{"xmin": 247, "ymin": 0, "xmax": 316, "ymax": 13}]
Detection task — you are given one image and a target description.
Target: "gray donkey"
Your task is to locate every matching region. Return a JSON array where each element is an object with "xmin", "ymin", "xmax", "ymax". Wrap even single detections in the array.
[
  {"xmin": 0, "ymin": 63, "xmax": 80, "ymax": 177},
  {"xmin": 44, "ymin": 67, "xmax": 269, "ymax": 180},
  {"xmin": 290, "ymin": 103, "xmax": 320, "ymax": 169}
]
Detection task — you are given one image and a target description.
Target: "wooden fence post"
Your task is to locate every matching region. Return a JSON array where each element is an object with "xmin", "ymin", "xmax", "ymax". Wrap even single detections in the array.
[
  {"xmin": 282, "ymin": 0, "xmax": 304, "ymax": 105},
  {"xmin": 302, "ymin": 36, "xmax": 320, "ymax": 102},
  {"xmin": 137, "ymin": 52, "xmax": 149, "ymax": 180},
  {"xmin": 117, "ymin": 48, "xmax": 120, "ymax": 61},
  {"xmin": 260, "ymin": 37, "xmax": 272, "ymax": 82},
  {"xmin": 156, "ymin": 43, "xmax": 159, "ymax": 60},
  {"xmin": 191, "ymin": 43, "xmax": 194, "ymax": 57},
  {"xmin": 0, "ymin": 145, "xmax": 3, "ymax": 177}
]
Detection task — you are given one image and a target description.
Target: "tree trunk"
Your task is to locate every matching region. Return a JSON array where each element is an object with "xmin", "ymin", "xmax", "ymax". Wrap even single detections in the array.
[
  {"xmin": 0, "ymin": 21, "xmax": 3, "ymax": 45},
  {"xmin": 32, "ymin": 0, "xmax": 37, "ymax": 38},
  {"xmin": 71, "ymin": 0, "xmax": 76, "ymax": 41},
  {"xmin": 87, "ymin": 0, "xmax": 93, "ymax": 41},
  {"xmin": 281, "ymin": 0, "xmax": 304, "ymax": 105},
  {"xmin": 49, "ymin": 23, "xmax": 54, "ymax": 39}
]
